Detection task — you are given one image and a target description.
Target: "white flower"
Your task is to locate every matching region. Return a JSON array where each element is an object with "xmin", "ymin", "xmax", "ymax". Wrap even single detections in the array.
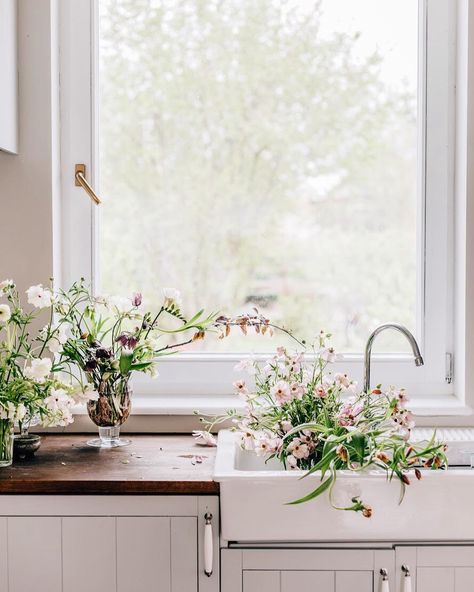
[
  {"xmin": 241, "ymin": 431, "xmax": 255, "ymax": 451},
  {"xmin": 0, "ymin": 279, "xmax": 14, "ymax": 292},
  {"xmin": 193, "ymin": 430, "xmax": 217, "ymax": 447},
  {"xmin": 162, "ymin": 287, "xmax": 182, "ymax": 309},
  {"xmin": 15, "ymin": 403, "xmax": 27, "ymax": 422},
  {"xmin": 24, "ymin": 357, "xmax": 52, "ymax": 383},
  {"xmin": 44, "ymin": 388, "xmax": 76, "ymax": 426},
  {"xmin": 47, "ymin": 323, "xmax": 69, "ymax": 353},
  {"xmin": 0, "ymin": 304, "xmax": 11, "ymax": 323},
  {"xmin": 0, "ymin": 402, "xmax": 26, "ymax": 422},
  {"xmin": 146, "ymin": 365, "xmax": 160, "ymax": 379},
  {"xmin": 26, "ymin": 284, "xmax": 53, "ymax": 309},
  {"xmin": 73, "ymin": 386, "xmax": 99, "ymax": 404}
]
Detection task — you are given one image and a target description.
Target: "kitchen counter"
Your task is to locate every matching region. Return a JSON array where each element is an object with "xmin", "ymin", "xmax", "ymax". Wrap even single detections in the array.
[{"xmin": 0, "ymin": 434, "xmax": 218, "ymax": 495}]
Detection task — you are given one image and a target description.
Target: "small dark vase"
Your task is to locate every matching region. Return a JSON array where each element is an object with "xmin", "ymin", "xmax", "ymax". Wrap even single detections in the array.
[
  {"xmin": 13, "ymin": 434, "xmax": 42, "ymax": 459},
  {"xmin": 86, "ymin": 379, "xmax": 132, "ymax": 448}
]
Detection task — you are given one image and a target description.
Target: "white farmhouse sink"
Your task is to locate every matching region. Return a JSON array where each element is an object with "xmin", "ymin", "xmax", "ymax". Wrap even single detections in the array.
[{"xmin": 214, "ymin": 429, "xmax": 474, "ymax": 543}]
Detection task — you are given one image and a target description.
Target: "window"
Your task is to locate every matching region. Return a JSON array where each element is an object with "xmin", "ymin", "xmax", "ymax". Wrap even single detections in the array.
[{"xmin": 60, "ymin": 0, "xmax": 456, "ymax": 404}]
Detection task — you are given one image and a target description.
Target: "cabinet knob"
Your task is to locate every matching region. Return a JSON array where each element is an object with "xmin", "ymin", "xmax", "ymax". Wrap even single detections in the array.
[
  {"xmin": 380, "ymin": 568, "xmax": 390, "ymax": 592},
  {"xmin": 204, "ymin": 512, "xmax": 213, "ymax": 577},
  {"xmin": 401, "ymin": 565, "xmax": 412, "ymax": 592}
]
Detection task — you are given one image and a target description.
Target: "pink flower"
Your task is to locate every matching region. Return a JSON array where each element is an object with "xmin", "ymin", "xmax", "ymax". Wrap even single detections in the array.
[
  {"xmin": 289, "ymin": 383, "xmax": 305, "ymax": 400},
  {"xmin": 233, "ymin": 358, "xmax": 256, "ymax": 375},
  {"xmin": 270, "ymin": 380, "xmax": 292, "ymax": 405},
  {"xmin": 287, "ymin": 438, "xmax": 310, "ymax": 459},
  {"xmin": 319, "ymin": 347, "xmax": 337, "ymax": 363},
  {"xmin": 335, "ymin": 373, "xmax": 350, "ymax": 388},
  {"xmin": 280, "ymin": 420, "xmax": 293, "ymax": 433},
  {"xmin": 276, "ymin": 346, "xmax": 287, "ymax": 358},
  {"xmin": 254, "ymin": 435, "xmax": 281, "ymax": 456},
  {"xmin": 192, "ymin": 430, "xmax": 217, "ymax": 447},
  {"xmin": 314, "ymin": 385, "xmax": 327, "ymax": 398},
  {"xmin": 289, "ymin": 352, "xmax": 304, "ymax": 373},
  {"xmin": 131, "ymin": 292, "xmax": 142, "ymax": 307},
  {"xmin": 393, "ymin": 409, "xmax": 415, "ymax": 430},
  {"xmin": 287, "ymin": 454, "xmax": 298, "ymax": 469},
  {"xmin": 233, "ymin": 379, "xmax": 248, "ymax": 396},
  {"xmin": 337, "ymin": 401, "xmax": 363, "ymax": 426}
]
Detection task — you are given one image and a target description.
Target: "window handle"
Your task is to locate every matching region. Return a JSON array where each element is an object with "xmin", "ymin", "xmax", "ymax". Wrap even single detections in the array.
[
  {"xmin": 75, "ymin": 164, "xmax": 101, "ymax": 205},
  {"xmin": 204, "ymin": 512, "xmax": 213, "ymax": 577}
]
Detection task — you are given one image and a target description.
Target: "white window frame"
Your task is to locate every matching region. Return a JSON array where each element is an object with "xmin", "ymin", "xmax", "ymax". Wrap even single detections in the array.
[{"xmin": 58, "ymin": 0, "xmax": 474, "ymax": 419}]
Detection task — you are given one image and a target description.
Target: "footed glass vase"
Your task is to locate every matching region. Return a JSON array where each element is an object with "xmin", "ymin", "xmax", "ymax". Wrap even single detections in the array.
[
  {"xmin": 0, "ymin": 419, "xmax": 14, "ymax": 467},
  {"xmin": 86, "ymin": 380, "xmax": 132, "ymax": 448}
]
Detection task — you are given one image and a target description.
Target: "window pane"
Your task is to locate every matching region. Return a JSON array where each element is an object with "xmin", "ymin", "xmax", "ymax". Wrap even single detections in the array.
[{"xmin": 98, "ymin": 0, "xmax": 418, "ymax": 353}]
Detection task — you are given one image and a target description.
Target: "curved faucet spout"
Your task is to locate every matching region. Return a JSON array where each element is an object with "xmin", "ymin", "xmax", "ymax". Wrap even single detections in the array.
[{"xmin": 363, "ymin": 323, "xmax": 424, "ymax": 393}]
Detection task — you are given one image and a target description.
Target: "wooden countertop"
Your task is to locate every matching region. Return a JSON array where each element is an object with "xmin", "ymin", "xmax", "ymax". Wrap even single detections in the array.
[{"xmin": 0, "ymin": 435, "xmax": 219, "ymax": 495}]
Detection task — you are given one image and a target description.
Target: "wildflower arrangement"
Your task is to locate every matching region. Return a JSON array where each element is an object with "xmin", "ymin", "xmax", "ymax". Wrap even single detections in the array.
[
  {"xmin": 0, "ymin": 280, "xmax": 79, "ymax": 428},
  {"xmin": 200, "ymin": 330, "xmax": 447, "ymax": 517},
  {"xmin": 0, "ymin": 280, "xmax": 81, "ymax": 464},
  {"xmin": 53, "ymin": 281, "xmax": 218, "ymax": 430}
]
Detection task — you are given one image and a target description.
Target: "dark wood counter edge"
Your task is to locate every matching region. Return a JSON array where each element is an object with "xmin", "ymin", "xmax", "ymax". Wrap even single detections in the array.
[{"xmin": 0, "ymin": 480, "xmax": 220, "ymax": 495}]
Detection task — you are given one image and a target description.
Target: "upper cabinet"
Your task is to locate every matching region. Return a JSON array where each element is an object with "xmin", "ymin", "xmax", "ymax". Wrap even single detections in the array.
[{"xmin": 0, "ymin": 0, "xmax": 18, "ymax": 154}]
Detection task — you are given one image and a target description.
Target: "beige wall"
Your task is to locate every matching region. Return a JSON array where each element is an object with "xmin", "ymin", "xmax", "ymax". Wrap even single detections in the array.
[{"xmin": 0, "ymin": 0, "xmax": 58, "ymax": 293}]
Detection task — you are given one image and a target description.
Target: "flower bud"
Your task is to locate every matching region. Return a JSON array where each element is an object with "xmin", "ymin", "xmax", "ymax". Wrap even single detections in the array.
[{"xmin": 362, "ymin": 505, "xmax": 372, "ymax": 518}]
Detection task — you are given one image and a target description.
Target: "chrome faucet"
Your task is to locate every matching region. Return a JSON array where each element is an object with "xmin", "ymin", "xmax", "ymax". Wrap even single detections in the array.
[{"xmin": 363, "ymin": 323, "xmax": 424, "ymax": 393}]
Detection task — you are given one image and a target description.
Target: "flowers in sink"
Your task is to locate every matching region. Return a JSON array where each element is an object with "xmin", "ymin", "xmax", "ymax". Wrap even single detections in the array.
[{"xmin": 200, "ymin": 331, "xmax": 447, "ymax": 517}]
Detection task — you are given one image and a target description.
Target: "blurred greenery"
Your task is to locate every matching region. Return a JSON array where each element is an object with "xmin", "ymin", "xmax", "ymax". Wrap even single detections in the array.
[{"xmin": 98, "ymin": 0, "xmax": 417, "ymax": 353}]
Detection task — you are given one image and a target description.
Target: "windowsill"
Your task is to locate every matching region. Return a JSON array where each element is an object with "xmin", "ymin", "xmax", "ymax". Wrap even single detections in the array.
[{"xmin": 71, "ymin": 392, "xmax": 474, "ymax": 418}]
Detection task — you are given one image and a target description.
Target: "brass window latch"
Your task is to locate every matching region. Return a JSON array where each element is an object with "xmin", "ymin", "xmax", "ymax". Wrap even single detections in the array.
[{"xmin": 74, "ymin": 164, "xmax": 101, "ymax": 205}]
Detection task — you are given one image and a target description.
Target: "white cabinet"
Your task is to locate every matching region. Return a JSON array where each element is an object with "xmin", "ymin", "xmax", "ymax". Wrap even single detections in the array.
[
  {"xmin": 0, "ymin": 0, "xmax": 18, "ymax": 154},
  {"xmin": 396, "ymin": 546, "xmax": 474, "ymax": 592},
  {"xmin": 222, "ymin": 548, "xmax": 394, "ymax": 592},
  {"xmin": 0, "ymin": 495, "xmax": 218, "ymax": 592}
]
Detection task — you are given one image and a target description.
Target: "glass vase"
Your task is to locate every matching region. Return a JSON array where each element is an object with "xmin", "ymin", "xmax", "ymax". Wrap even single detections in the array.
[
  {"xmin": 0, "ymin": 419, "xmax": 14, "ymax": 467},
  {"xmin": 86, "ymin": 379, "xmax": 132, "ymax": 448}
]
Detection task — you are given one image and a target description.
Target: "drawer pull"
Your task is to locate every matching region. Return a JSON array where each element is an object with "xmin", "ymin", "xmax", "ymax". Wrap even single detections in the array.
[
  {"xmin": 402, "ymin": 565, "xmax": 412, "ymax": 592},
  {"xmin": 380, "ymin": 568, "xmax": 390, "ymax": 592},
  {"xmin": 204, "ymin": 512, "xmax": 213, "ymax": 577}
]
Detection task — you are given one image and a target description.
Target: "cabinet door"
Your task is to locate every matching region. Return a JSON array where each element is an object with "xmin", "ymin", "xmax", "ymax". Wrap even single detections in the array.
[
  {"xmin": 62, "ymin": 517, "xmax": 116, "ymax": 592},
  {"xmin": 6, "ymin": 517, "xmax": 62, "ymax": 592},
  {"xmin": 242, "ymin": 570, "xmax": 372, "ymax": 592},
  {"xmin": 224, "ymin": 548, "xmax": 391, "ymax": 592},
  {"xmin": 1, "ymin": 515, "xmax": 198, "ymax": 592},
  {"xmin": 116, "ymin": 516, "xmax": 197, "ymax": 592},
  {"xmin": 396, "ymin": 546, "xmax": 474, "ymax": 592}
]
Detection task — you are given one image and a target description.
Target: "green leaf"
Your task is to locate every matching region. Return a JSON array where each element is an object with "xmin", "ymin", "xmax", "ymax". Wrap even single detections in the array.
[
  {"xmin": 130, "ymin": 362, "xmax": 151, "ymax": 371},
  {"xmin": 286, "ymin": 475, "xmax": 333, "ymax": 505},
  {"xmin": 119, "ymin": 351, "xmax": 133, "ymax": 375}
]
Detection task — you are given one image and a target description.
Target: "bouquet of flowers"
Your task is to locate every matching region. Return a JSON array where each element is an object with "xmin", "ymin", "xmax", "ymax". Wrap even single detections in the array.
[
  {"xmin": 200, "ymin": 329, "xmax": 447, "ymax": 517},
  {"xmin": 0, "ymin": 280, "xmax": 77, "ymax": 465},
  {"xmin": 54, "ymin": 281, "xmax": 218, "ymax": 447}
]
